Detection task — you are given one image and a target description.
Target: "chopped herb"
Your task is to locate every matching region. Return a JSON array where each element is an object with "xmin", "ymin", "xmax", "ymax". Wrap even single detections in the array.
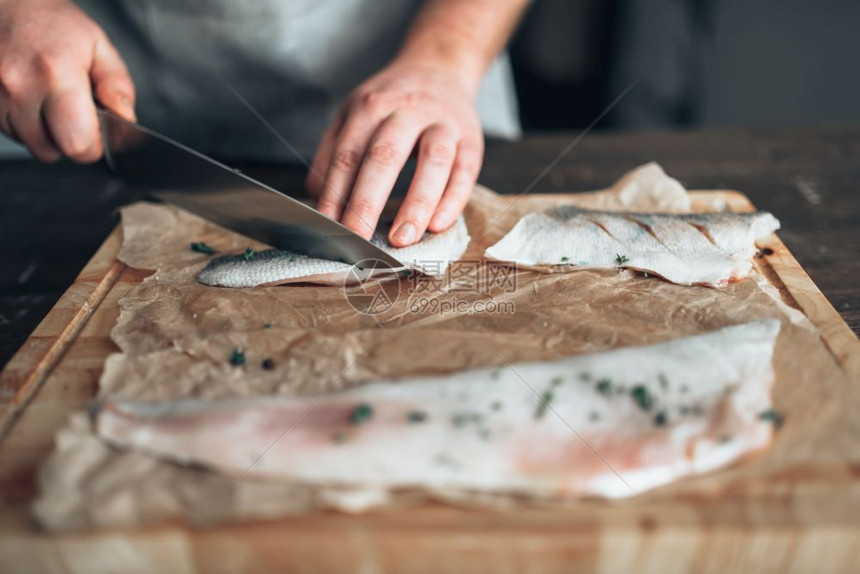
[
  {"xmin": 550, "ymin": 376, "xmax": 564, "ymax": 387},
  {"xmin": 596, "ymin": 378, "xmax": 614, "ymax": 396},
  {"xmin": 332, "ymin": 432, "xmax": 348, "ymax": 444},
  {"xmin": 654, "ymin": 411, "xmax": 668, "ymax": 426},
  {"xmin": 534, "ymin": 390, "xmax": 555, "ymax": 419},
  {"xmin": 261, "ymin": 358, "xmax": 275, "ymax": 370},
  {"xmin": 491, "ymin": 401, "xmax": 503, "ymax": 411},
  {"xmin": 758, "ymin": 409, "xmax": 784, "ymax": 429},
  {"xmin": 229, "ymin": 349, "xmax": 246, "ymax": 366},
  {"xmin": 349, "ymin": 403, "xmax": 374, "ymax": 426},
  {"xmin": 615, "ymin": 253, "xmax": 630, "ymax": 265},
  {"xmin": 630, "ymin": 385, "xmax": 654, "ymax": 411},
  {"xmin": 190, "ymin": 242, "xmax": 215, "ymax": 255},
  {"xmin": 407, "ymin": 410, "xmax": 428, "ymax": 424},
  {"xmin": 263, "ymin": 323, "xmax": 273, "ymax": 329},
  {"xmin": 589, "ymin": 411, "xmax": 601, "ymax": 422},
  {"xmin": 560, "ymin": 256, "xmax": 570, "ymax": 263},
  {"xmin": 451, "ymin": 412, "xmax": 483, "ymax": 427},
  {"xmin": 242, "ymin": 247, "xmax": 256, "ymax": 261}
]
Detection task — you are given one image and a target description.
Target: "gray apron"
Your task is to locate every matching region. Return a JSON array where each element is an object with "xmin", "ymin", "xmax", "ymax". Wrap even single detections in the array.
[{"xmin": 43, "ymin": 0, "xmax": 518, "ymax": 162}]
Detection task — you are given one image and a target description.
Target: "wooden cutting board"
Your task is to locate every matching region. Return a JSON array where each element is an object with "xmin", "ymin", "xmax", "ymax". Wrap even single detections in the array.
[{"xmin": 0, "ymin": 190, "xmax": 858, "ymax": 574}]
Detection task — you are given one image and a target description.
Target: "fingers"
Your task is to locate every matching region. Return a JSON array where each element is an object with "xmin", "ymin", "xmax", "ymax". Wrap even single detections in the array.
[
  {"xmin": 428, "ymin": 138, "xmax": 483, "ymax": 233},
  {"xmin": 90, "ymin": 37, "xmax": 136, "ymax": 121},
  {"xmin": 340, "ymin": 114, "xmax": 422, "ymax": 240},
  {"xmin": 0, "ymin": 60, "xmax": 60, "ymax": 161},
  {"xmin": 43, "ymin": 73, "xmax": 103, "ymax": 163},
  {"xmin": 388, "ymin": 124, "xmax": 456, "ymax": 247},
  {"xmin": 315, "ymin": 95, "xmax": 392, "ymax": 222},
  {"xmin": 7, "ymin": 105, "xmax": 61, "ymax": 162}
]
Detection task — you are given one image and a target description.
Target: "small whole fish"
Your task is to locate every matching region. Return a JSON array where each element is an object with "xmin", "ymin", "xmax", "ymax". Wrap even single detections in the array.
[
  {"xmin": 197, "ymin": 216, "xmax": 470, "ymax": 287},
  {"xmin": 484, "ymin": 207, "xmax": 780, "ymax": 287},
  {"xmin": 96, "ymin": 320, "xmax": 780, "ymax": 499}
]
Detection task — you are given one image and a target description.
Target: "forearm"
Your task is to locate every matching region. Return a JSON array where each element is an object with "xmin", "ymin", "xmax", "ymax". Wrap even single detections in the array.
[{"xmin": 395, "ymin": 0, "xmax": 530, "ymax": 97}]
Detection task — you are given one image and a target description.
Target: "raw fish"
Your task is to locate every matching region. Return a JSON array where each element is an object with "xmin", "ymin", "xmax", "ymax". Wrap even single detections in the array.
[
  {"xmin": 485, "ymin": 207, "xmax": 780, "ymax": 287},
  {"xmin": 97, "ymin": 320, "xmax": 781, "ymax": 499},
  {"xmin": 198, "ymin": 216, "xmax": 470, "ymax": 287}
]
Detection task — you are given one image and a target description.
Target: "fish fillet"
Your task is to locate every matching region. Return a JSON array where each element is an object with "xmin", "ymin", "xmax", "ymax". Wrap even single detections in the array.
[
  {"xmin": 96, "ymin": 320, "xmax": 780, "ymax": 499},
  {"xmin": 197, "ymin": 216, "xmax": 470, "ymax": 287},
  {"xmin": 485, "ymin": 207, "xmax": 780, "ymax": 287}
]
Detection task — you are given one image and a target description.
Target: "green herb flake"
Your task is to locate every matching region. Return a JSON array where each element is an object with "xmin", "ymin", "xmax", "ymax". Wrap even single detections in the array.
[
  {"xmin": 654, "ymin": 411, "xmax": 668, "ymax": 426},
  {"xmin": 332, "ymin": 432, "xmax": 348, "ymax": 444},
  {"xmin": 758, "ymin": 409, "xmax": 785, "ymax": 429},
  {"xmin": 595, "ymin": 378, "xmax": 614, "ymax": 396},
  {"xmin": 615, "ymin": 253, "xmax": 630, "ymax": 265},
  {"xmin": 534, "ymin": 390, "xmax": 555, "ymax": 419},
  {"xmin": 229, "ymin": 349, "xmax": 246, "ymax": 366},
  {"xmin": 407, "ymin": 410, "xmax": 428, "ymax": 424},
  {"xmin": 263, "ymin": 322, "xmax": 273, "ymax": 329},
  {"xmin": 630, "ymin": 385, "xmax": 654, "ymax": 411},
  {"xmin": 451, "ymin": 412, "xmax": 483, "ymax": 427},
  {"xmin": 349, "ymin": 403, "xmax": 374, "ymax": 426},
  {"xmin": 242, "ymin": 247, "xmax": 256, "ymax": 262},
  {"xmin": 560, "ymin": 256, "xmax": 570, "ymax": 263},
  {"xmin": 261, "ymin": 358, "xmax": 275, "ymax": 371},
  {"xmin": 190, "ymin": 242, "xmax": 216, "ymax": 255}
]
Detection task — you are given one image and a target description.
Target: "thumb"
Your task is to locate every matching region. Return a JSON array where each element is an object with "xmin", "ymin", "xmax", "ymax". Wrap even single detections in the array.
[{"xmin": 90, "ymin": 37, "xmax": 136, "ymax": 122}]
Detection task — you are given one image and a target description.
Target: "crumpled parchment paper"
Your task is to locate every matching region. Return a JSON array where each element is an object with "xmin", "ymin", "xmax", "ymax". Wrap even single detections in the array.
[{"xmin": 33, "ymin": 163, "xmax": 856, "ymax": 532}]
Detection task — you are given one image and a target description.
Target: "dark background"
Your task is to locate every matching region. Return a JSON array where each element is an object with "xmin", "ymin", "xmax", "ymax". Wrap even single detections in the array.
[{"xmin": 510, "ymin": 0, "xmax": 859, "ymax": 131}]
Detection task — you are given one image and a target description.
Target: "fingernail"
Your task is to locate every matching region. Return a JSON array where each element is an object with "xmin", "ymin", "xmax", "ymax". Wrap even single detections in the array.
[
  {"xmin": 120, "ymin": 96, "xmax": 136, "ymax": 121},
  {"xmin": 430, "ymin": 210, "xmax": 450, "ymax": 230},
  {"xmin": 392, "ymin": 222, "xmax": 417, "ymax": 245}
]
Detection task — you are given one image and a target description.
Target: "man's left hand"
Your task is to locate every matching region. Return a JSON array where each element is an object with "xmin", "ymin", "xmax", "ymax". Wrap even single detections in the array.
[{"xmin": 307, "ymin": 59, "xmax": 483, "ymax": 247}]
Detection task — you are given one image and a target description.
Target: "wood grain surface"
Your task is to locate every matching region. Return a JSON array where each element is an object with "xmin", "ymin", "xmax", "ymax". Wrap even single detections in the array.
[{"xmin": 0, "ymin": 186, "xmax": 857, "ymax": 574}]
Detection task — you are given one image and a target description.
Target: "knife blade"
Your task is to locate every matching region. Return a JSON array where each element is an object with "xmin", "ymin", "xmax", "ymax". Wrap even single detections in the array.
[{"xmin": 97, "ymin": 108, "xmax": 402, "ymax": 267}]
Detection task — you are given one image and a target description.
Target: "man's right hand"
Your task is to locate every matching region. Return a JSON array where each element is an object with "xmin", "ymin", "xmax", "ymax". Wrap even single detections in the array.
[{"xmin": 0, "ymin": 0, "xmax": 135, "ymax": 162}]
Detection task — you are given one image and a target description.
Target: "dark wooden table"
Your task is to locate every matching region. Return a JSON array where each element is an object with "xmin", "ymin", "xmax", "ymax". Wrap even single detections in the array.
[{"xmin": 1, "ymin": 125, "xmax": 858, "ymax": 368}]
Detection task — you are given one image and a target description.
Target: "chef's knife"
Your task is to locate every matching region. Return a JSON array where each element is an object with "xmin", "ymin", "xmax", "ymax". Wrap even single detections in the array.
[{"xmin": 97, "ymin": 108, "xmax": 402, "ymax": 267}]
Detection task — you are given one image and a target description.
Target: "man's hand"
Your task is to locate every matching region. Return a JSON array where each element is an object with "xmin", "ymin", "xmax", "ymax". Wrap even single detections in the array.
[
  {"xmin": 308, "ymin": 60, "xmax": 483, "ymax": 247},
  {"xmin": 0, "ymin": 0, "xmax": 135, "ymax": 162},
  {"xmin": 308, "ymin": 0, "xmax": 529, "ymax": 247}
]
